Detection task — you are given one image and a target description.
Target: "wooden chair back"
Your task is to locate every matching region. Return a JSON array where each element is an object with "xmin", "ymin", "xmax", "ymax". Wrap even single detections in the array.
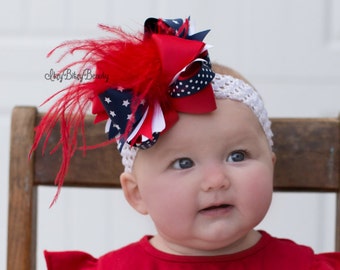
[{"xmin": 7, "ymin": 106, "xmax": 340, "ymax": 270}]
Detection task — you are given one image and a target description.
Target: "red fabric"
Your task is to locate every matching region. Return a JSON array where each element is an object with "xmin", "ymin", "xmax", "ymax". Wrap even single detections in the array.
[
  {"xmin": 44, "ymin": 231, "xmax": 340, "ymax": 270},
  {"xmin": 44, "ymin": 250, "xmax": 97, "ymax": 270},
  {"xmin": 170, "ymin": 84, "xmax": 216, "ymax": 114}
]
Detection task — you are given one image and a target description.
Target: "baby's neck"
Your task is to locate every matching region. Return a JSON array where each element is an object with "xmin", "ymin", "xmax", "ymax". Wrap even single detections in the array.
[{"xmin": 149, "ymin": 229, "xmax": 262, "ymax": 256}]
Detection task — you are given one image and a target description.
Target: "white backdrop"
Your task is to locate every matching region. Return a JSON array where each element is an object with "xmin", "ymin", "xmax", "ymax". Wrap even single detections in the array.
[{"xmin": 1, "ymin": 0, "xmax": 339, "ymax": 269}]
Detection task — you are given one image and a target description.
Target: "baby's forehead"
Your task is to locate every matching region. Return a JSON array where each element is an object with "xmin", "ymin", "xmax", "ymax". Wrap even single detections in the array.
[
  {"xmin": 155, "ymin": 100, "xmax": 262, "ymax": 146},
  {"xmin": 182, "ymin": 98, "xmax": 260, "ymax": 127}
]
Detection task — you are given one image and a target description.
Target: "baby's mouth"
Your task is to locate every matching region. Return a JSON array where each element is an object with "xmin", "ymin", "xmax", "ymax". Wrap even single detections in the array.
[{"xmin": 199, "ymin": 204, "xmax": 233, "ymax": 215}]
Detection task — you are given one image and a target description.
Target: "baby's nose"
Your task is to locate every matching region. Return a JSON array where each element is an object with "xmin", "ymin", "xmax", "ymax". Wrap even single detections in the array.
[{"xmin": 200, "ymin": 164, "xmax": 230, "ymax": 192}]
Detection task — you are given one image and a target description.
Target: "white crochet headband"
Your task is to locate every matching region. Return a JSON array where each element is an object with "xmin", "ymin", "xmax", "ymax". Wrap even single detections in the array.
[{"xmin": 119, "ymin": 73, "xmax": 273, "ymax": 173}]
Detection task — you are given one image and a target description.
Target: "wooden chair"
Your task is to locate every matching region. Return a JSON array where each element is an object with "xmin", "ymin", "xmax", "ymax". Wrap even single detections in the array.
[{"xmin": 7, "ymin": 106, "xmax": 340, "ymax": 270}]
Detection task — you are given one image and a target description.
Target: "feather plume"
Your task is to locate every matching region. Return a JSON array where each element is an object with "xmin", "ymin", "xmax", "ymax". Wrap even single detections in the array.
[{"xmin": 31, "ymin": 25, "xmax": 167, "ymax": 206}]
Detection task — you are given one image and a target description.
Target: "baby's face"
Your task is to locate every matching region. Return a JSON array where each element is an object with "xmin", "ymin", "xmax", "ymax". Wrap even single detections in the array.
[{"xmin": 127, "ymin": 99, "xmax": 275, "ymax": 255}]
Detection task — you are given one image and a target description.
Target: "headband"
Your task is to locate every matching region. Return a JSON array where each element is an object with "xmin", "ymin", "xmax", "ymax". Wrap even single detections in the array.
[{"xmin": 31, "ymin": 17, "xmax": 273, "ymax": 204}]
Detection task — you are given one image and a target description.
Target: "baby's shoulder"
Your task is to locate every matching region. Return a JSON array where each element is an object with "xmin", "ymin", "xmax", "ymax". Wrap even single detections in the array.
[
  {"xmin": 44, "ymin": 238, "xmax": 146, "ymax": 270},
  {"xmin": 262, "ymin": 231, "xmax": 340, "ymax": 269},
  {"xmin": 313, "ymin": 252, "xmax": 340, "ymax": 269}
]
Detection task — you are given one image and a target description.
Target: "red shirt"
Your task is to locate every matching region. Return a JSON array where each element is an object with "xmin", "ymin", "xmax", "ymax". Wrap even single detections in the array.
[{"xmin": 44, "ymin": 231, "xmax": 340, "ymax": 269}]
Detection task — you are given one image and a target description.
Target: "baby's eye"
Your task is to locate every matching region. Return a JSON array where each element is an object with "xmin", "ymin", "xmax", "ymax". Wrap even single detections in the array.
[
  {"xmin": 227, "ymin": 150, "xmax": 247, "ymax": 162},
  {"xmin": 172, "ymin": 158, "xmax": 194, "ymax": 170}
]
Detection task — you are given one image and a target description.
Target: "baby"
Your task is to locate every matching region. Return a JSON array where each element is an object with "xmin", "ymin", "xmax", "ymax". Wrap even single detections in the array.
[{"xmin": 33, "ymin": 17, "xmax": 340, "ymax": 269}]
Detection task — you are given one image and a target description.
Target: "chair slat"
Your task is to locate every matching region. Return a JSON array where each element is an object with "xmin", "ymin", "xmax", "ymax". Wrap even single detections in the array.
[
  {"xmin": 34, "ymin": 115, "xmax": 340, "ymax": 191},
  {"xmin": 34, "ymin": 113, "xmax": 123, "ymax": 187}
]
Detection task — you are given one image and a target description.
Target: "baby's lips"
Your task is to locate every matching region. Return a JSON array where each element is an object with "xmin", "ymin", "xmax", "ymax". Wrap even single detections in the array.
[{"xmin": 199, "ymin": 203, "xmax": 233, "ymax": 213}]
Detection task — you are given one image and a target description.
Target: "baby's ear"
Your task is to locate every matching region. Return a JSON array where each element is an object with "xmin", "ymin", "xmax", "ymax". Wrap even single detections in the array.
[
  {"xmin": 271, "ymin": 152, "xmax": 277, "ymax": 165},
  {"xmin": 120, "ymin": 172, "xmax": 148, "ymax": 215}
]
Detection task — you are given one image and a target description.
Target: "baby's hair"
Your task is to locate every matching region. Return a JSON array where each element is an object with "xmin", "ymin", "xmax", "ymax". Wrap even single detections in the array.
[{"xmin": 212, "ymin": 63, "xmax": 254, "ymax": 88}]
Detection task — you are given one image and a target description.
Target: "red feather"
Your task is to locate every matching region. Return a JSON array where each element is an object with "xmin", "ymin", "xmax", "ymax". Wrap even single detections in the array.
[{"xmin": 30, "ymin": 25, "xmax": 165, "ymax": 206}]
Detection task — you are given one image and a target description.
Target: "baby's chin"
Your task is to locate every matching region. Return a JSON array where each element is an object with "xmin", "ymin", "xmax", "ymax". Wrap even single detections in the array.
[{"xmin": 150, "ymin": 230, "xmax": 261, "ymax": 256}]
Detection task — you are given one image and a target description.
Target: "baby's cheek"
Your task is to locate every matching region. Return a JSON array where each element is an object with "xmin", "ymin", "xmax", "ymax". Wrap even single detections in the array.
[{"xmin": 244, "ymin": 172, "xmax": 273, "ymax": 212}]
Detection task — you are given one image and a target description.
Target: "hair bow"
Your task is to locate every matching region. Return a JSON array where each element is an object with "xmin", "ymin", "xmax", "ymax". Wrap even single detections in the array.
[
  {"xmin": 31, "ymin": 17, "xmax": 216, "ymax": 203},
  {"xmin": 94, "ymin": 17, "xmax": 216, "ymax": 150}
]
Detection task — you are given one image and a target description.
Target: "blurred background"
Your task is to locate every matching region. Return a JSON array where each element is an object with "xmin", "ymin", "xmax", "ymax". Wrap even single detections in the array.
[{"xmin": 1, "ymin": 0, "xmax": 339, "ymax": 269}]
